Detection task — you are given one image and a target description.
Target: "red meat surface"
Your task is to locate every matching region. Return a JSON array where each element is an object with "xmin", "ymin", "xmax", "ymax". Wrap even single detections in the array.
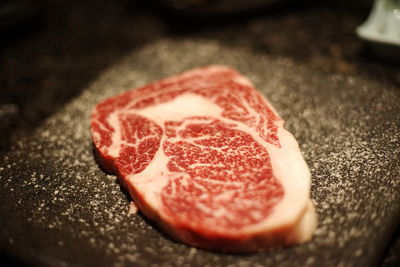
[{"xmin": 91, "ymin": 66, "xmax": 316, "ymax": 252}]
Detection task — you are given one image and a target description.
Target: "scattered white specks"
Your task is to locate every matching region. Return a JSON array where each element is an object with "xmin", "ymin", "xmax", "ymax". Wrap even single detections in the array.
[
  {"xmin": 306, "ymin": 256, "xmax": 316, "ymax": 265},
  {"xmin": 0, "ymin": 38, "xmax": 399, "ymax": 267},
  {"xmin": 125, "ymin": 253, "xmax": 138, "ymax": 263},
  {"xmin": 187, "ymin": 247, "xmax": 197, "ymax": 260}
]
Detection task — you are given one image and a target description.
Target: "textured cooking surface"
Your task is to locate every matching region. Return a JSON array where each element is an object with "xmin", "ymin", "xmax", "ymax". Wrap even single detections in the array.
[
  {"xmin": 1, "ymin": 1, "xmax": 400, "ymax": 266},
  {"xmin": 1, "ymin": 39, "xmax": 400, "ymax": 266}
]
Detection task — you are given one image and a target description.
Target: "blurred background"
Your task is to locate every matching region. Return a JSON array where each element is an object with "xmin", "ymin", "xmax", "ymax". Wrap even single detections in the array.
[{"xmin": 0, "ymin": 0, "xmax": 399, "ymax": 266}]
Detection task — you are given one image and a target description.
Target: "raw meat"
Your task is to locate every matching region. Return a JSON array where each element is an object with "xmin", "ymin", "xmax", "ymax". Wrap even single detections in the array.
[{"xmin": 91, "ymin": 66, "xmax": 317, "ymax": 252}]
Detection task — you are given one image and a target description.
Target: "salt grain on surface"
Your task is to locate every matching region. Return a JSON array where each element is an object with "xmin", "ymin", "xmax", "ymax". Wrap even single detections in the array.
[{"xmin": 128, "ymin": 202, "xmax": 139, "ymax": 215}]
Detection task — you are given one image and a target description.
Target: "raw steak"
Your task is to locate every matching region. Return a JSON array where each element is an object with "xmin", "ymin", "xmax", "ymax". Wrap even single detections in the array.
[{"xmin": 91, "ymin": 66, "xmax": 317, "ymax": 252}]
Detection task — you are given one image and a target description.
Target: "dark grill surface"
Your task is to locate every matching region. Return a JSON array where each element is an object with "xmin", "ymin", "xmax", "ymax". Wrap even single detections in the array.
[{"xmin": 0, "ymin": 1, "xmax": 399, "ymax": 266}]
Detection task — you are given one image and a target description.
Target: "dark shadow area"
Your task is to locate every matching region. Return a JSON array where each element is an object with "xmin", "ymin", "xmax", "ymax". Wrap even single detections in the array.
[
  {"xmin": 381, "ymin": 222, "xmax": 400, "ymax": 267},
  {"xmin": 148, "ymin": 0, "xmax": 320, "ymax": 28},
  {"xmin": 359, "ymin": 47, "xmax": 400, "ymax": 88},
  {"xmin": 0, "ymin": 242, "xmax": 43, "ymax": 267},
  {"xmin": 152, "ymin": 0, "xmax": 399, "ymax": 86},
  {"xmin": 0, "ymin": 251, "xmax": 28, "ymax": 267},
  {"xmin": 0, "ymin": 0, "xmax": 166, "ymax": 154},
  {"xmin": 0, "ymin": 0, "xmax": 45, "ymax": 42}
]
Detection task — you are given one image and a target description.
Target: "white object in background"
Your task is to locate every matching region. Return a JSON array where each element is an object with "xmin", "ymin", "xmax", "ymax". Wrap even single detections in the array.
[{"xmin": 356, "ymin": 0, "xmax": 400, "ymax": 58}]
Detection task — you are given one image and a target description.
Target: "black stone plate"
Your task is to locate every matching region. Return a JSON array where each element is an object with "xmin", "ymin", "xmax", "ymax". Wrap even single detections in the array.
[{"xmin": 1, "ymin": 39, "xmax": 399, "ymax": 266}]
